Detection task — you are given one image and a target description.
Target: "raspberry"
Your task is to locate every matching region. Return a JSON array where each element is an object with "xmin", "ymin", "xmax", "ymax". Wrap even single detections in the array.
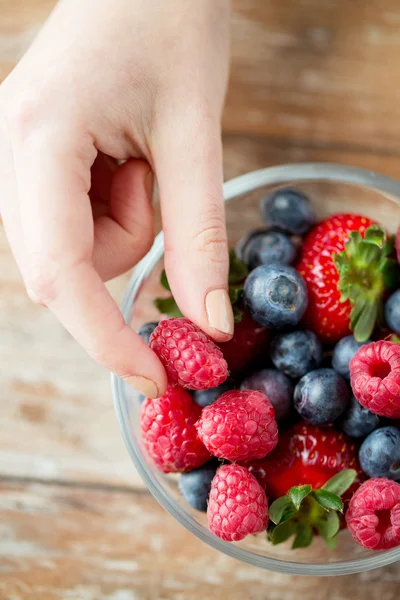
[
  {"xmin": 149, "ymin": 318, "xmax": 228, "ymax": 390},
  {"xmin": 207, "ymin": 464, "xmax": 269, "ymax": 541},
  {"xmin": 350, "ymin": 341, "xmax": 400, "ymax": 419},
  {"xmin": 346, "ymin": 478, "xmax": 400, "ymax": 550},
  {"xmin": 196, "ymin": 390, "xmax": 278, "ymax": 462},
  {"xmin": 140, "ymin": 385, "xmax": 211, "ymax": 473}
]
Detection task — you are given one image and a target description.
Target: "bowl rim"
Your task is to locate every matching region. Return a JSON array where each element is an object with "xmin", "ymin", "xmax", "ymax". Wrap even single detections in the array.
[{"xmin": 112, "ymin": 162, "xmax": 400, "ymax": 575}]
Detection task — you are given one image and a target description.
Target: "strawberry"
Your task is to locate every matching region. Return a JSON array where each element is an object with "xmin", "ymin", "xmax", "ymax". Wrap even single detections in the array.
[
  {"xmin": 297, "ymin": 214, "xmax": 398, "ymax": 343},
  {"xmin": 243, "ymin": 422, "xmax": 364, "ymax": 549}
]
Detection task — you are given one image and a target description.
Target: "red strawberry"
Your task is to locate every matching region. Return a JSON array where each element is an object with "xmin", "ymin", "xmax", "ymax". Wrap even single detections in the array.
[
  {"xmin": 140, "ymin": 385, "xmax": 211, "ymax": 473},
  {"xmin": 245, "ymin": 421, "xmax": 362, "ymax": 500},
  {"xmin": 350, "ymin": 340, "xmax": 400, "ymax": 419},
  {"xmin": 149, "ymin": 318, "xmax": 228, "ymax": 390},
  {"xmin": 297, "ymin": 214, "xmax": 397, "ymax": 343},
  {"xmin": 207, "ymin": 464, "xmax": 269, "ymax": 542},
  {"xmin": 218, "ymin": 309, "xmax": 269, "ymax": 374}
]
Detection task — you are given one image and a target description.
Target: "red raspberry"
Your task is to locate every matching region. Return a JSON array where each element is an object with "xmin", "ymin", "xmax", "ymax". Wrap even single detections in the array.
[
  {"xmin": 208, "ymin": 464, "xmax": 269, "ymax": 541},
  {"xmin": 196, "ymin": 390, "xmax": 278, "ymax": 462},
  {"xmin": 140, "ymin": 385, "xmax": 211, "ymax": 473},
  {"xmin": 149, "ymin": 318, "xmax": 228, "ymax": 390},
  {"xmin": 346, "ymin": 478, "xmax": 400, "ymax": 550},
  {"xmin": 350, "ymin": 341, "xmax": 400, "ymax": 419}
]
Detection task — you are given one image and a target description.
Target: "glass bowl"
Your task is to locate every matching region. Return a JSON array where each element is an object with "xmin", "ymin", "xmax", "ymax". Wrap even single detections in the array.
[{"xmin": 112, "ymin": 163, "xmax": 400, "ymax": 576}]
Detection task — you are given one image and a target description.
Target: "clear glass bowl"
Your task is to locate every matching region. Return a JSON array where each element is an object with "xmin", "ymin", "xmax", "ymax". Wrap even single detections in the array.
[{"xmin": 112, "ymin": 163, "xmax": 400, "ymax": 576}]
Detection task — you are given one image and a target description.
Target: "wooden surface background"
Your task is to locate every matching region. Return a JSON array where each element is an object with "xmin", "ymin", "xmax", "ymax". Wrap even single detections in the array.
[{"xmin": 1, "ymin": 0, "xmax": 400, "ymax": 598}]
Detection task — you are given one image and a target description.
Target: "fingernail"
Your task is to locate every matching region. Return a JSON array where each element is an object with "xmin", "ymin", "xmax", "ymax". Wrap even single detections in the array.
[
  {"xmin": 144, "ymin": 168, "xmax": 154, "ymax": 201},
  {"xmin": 124, "ymin": 375, "xmax": 159, "ymax": 399},
  {"xmin": 205, "ymin": 289, "xmax": 234, "ymax": 335}
]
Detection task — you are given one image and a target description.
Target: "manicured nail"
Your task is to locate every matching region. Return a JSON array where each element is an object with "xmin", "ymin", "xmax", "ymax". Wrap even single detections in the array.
[
  {"xmin": 205, "ymin": 289, "xmax": 234, "ymax": 335},
  {"xmin": 123, "ymin": 375, "xmax": 159, "ymax": 399}
]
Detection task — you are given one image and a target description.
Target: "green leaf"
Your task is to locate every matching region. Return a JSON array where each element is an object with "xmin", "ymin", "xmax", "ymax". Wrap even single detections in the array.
[
  {"xmin": 316, "ymin": 511, "xmax": 340, "ymax": 541},
  {"xmin": 228, "ymin": 251, "xmax": 248, "ymax": 285},
  {"xmin": 322, "ymin": 469, "xmax": 357, "ymax": 497},
  {"xmin": 288, "ymin": 485, "xmax": 312, "ymax": 510},
  {"xmin": 228, "ymin": 285, "xmax": 244, "ymax": 305},
  {"xmin": 160, "ymin": 270, "xmax": 171, "ymax": 291},
  {"xmin": 352, "ymin": 300, "xmax": 378, "ymax": 343},
  {"xmin": 268, "ymin": 520, "xmax": 297, "ymax": 545},
  {"xmin": 324, "ymin": 533, "xmax": 339, "ymax": 550},
  {"xmin": 153, "ymin": 297, "xmax": 183, "ymax": 318},
  {"xmin": 232, "ymin": 304, "xmax": 243, "ymax": 323},
  {"xmin": 269, "ymin": 496, "xmax": 295, "ymax": 525},
  {"xmin": 364, "ymin": 225, "xmax": 386, "ymax": 247},
  {"xmin": 311, "ymin": 490, "xmax": 344, "ymax": 513},
  {"xmin": 292, "ymin": 522, "xmax": 313, "ymax": 549}
]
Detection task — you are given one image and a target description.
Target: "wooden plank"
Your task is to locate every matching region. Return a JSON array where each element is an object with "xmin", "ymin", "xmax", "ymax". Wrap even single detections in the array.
[
  {"xmin": 0, "ymin": 480, "xmax": 399, "ymax": 600},
  {"xmin": 3, "ymin": 1, "xmax": 400, "ymax": 153}
]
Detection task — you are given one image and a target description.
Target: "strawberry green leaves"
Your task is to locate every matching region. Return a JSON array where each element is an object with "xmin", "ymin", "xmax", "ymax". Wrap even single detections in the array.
[
  {"xmin": 267, "ymin": 469, "xmax": 357, "ymax": 550},
  {"xmin": 154, "ymin": 251, "xmax": 248, "ymax": 320},
  {"xmin": 333, "ymin": 225, "xmax": 400, "ymax": 342}
]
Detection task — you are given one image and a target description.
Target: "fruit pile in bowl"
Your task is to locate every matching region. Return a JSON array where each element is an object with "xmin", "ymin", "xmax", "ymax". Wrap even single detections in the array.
[{"xmin": 112, "ymin": 164, "xmax": 400, "ymax": 574}]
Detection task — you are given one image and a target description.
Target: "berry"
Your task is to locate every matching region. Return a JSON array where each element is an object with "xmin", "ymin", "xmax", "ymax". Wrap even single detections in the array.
[
  {"xmin": 385, "ymin": 289, "xmax": 400, "ymax": 334},
  {"xmin": 260, "ymin": 188, "xmax": 316, "ymax": 236},
  {"xmin": 179, "ymin": 461, "xmax": 218, "ymax": 512},
  {"xmin": 149, "ymin": 318, "xmax": 228, "ymax": 390},
  {"xmin": 140, "ymin": 385, "xmax": 210, "ymax": 473},
  {"xmin": 332, "ymin": 335, "xmax": 371, "ymax": 380},
  {"xmin": 270, "ymin": 330, "xmax": 323, "ymax": 379},
  {"xmin": 350, "ymin": 340, "xmax": 400, "ymax": 419},
  {"xmin": 138, "ymin": 321, "xmax": 159, "ymax": 345},
  {"xmin": 244, "ymin": 264, "xmax": 308, "ymax": 329},
  {"xmin": 207, "ymin": 464, "xmax": 269, "ymax": 542},
  {"xmin": 339, "ymin": 396, "xmax": 380, "ymax": 439},
  {"xmin": 196, "ymin": 389, "xmax": 278, "ymax": 462},
  {"xmin": 294, "ymin": 368, "xmax": 349, "ymax": 425},
  {"xmin": 359, "ymin": 427, "xmax": 400, "ymax": 480},
  {"xmin": 296, "ymin": 214, "xmax": 393, "ymax": 343},
  {"xmin": 346, "ymin": 478, "xmax": 400, "ymax": 550},
  {"xmin": 245, "ymin": 422, "xmax": 361, "ymax": 500},
  {"xmin": 218, "ymin": 308, "xmax": 269, "ymax": 375},
  {"xmin": 238, "ymin": 229, "xmax": 297, "ymax": 270},
  {"xmin": 240, "ymin": 368, "xmax": 293, "ymax": 423},
  {"xmin": 192, "ymin": 380, "xmax": 236, "ymax": 408}
]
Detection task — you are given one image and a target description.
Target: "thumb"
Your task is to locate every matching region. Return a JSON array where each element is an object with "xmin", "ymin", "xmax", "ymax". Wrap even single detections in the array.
[{"xmin": 152, "ymin": 112, "xmax": 233, "ymax": 342}]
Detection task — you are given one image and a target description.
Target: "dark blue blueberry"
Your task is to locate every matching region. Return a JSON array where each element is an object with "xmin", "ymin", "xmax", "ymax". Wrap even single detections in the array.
[
  {"xmin": 192, "ymin": 380, "xmax": 236, "ymax": 408},
  {"xmin": 270, "ymin": 330, "xmax": 322, "ymax": 379},
  {"xmin": 384, "ymin": 289, "xmax": 400, "ymax": 334},
  {"xmin": 260, "ymin": 188, "xmax": 316, "ymax": 236},
  {"xmin": 178, "ymin": 461, "xmax": 218, "ymax": 512},
  {"xmin": 240, "ymin": 368, "xmax": 293, "ymax": 422},
  {"xmin": 339, "ymin": 395, "xmax": 380, "ymax": 438},
  {"xmin": 332, "ymin": 335, "xmax": 371, "ymax": 380},
  {"xmin": 294, "ymin": 368, "xmax": 349, "ymax": 425},
  {"xmin": 359, "ymin": 426, "xmax": 400, "ymax": 480},
  {"xmin": 138, "ymin": 321, "xmax": 159, "ymax": 345},
  {"xmin": 237, "ymin": 229, "xmax": 297, "ymax": 271},
  {"xmin": 243, "ymin": 264, "xmax": 308, "ymax": 329}
]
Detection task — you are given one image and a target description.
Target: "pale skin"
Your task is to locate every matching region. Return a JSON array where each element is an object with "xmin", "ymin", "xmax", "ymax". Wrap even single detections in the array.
[{"xmin": 0, "ymin": 0, "xmax": 233, "ymax": 398}]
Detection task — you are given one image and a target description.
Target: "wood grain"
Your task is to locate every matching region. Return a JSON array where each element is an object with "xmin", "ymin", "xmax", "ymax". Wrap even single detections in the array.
[{"xmin": 1, "ymin": 480, "xmax": 399, "ymax": 600}]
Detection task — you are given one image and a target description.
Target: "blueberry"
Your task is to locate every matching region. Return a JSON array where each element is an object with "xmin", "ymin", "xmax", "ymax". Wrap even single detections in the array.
[
  {"xmin": 240, "ymin": 368, "xmax": 293, "ymax": 422},
  {"xmin": 260, "ymin": 188, "xmax": 316, "ymax": 236},
  {"xmin": 385, "ymin": 289, "xmax": 400, "ymax": 334},
  {"xmin": 359, "ymin": 426, "xmax": 400, "ymax": 480},
  {"xmin": 178, "ymin": 462, "xmax": 218, "ymax": 511},
  {"xmin": 332, "ymin": 335, "xmax": 371, "ymax": 380},
  {"xmin": 138, "ymin": 321, "xmax": 159, "ymax": 345},
  {"xmin": 193, "ymin": 380, "xmax": 236, "ymax": 408},
  {"xmin": 270, "ymin": 330, "xmax": 322, "ymax": 379},
  {"xmin": 339, "ymin": 396, "xmax": 380, "ymax": 438},
  {"xmin": 294, "ymin": 368, "xmax": 349, "ymax": 425},
  {"xmin": 243, "ymin": 264, "xmax": 308, "ymax": 329},
  {"xmin": 237, "ymin": 229, "xmax": 297, "ymax": 270}
]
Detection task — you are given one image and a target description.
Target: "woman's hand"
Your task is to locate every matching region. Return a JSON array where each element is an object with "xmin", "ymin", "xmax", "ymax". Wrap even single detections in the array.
[{"xmin": 0, "ymin": 0, "xmax": 232, "ymax": 398}]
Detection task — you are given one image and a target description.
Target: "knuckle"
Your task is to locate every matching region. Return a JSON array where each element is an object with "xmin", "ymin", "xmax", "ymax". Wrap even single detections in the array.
[
  {"xmin": 6, "ymin": 96, "xmax": 42, "ymax": 141},
  {"xmin": 24, "ymin": 255, "xmax": 59, "ymax": 306},
  {"xmin": 191, "ymin": 219, "xmax": 228, "ymax": 263}
]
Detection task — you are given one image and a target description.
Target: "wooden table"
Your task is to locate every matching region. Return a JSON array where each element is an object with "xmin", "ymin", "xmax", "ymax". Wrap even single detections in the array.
[{"xmin": 1, "ymin": 1, "xmax": 399, "ymax": 598}]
